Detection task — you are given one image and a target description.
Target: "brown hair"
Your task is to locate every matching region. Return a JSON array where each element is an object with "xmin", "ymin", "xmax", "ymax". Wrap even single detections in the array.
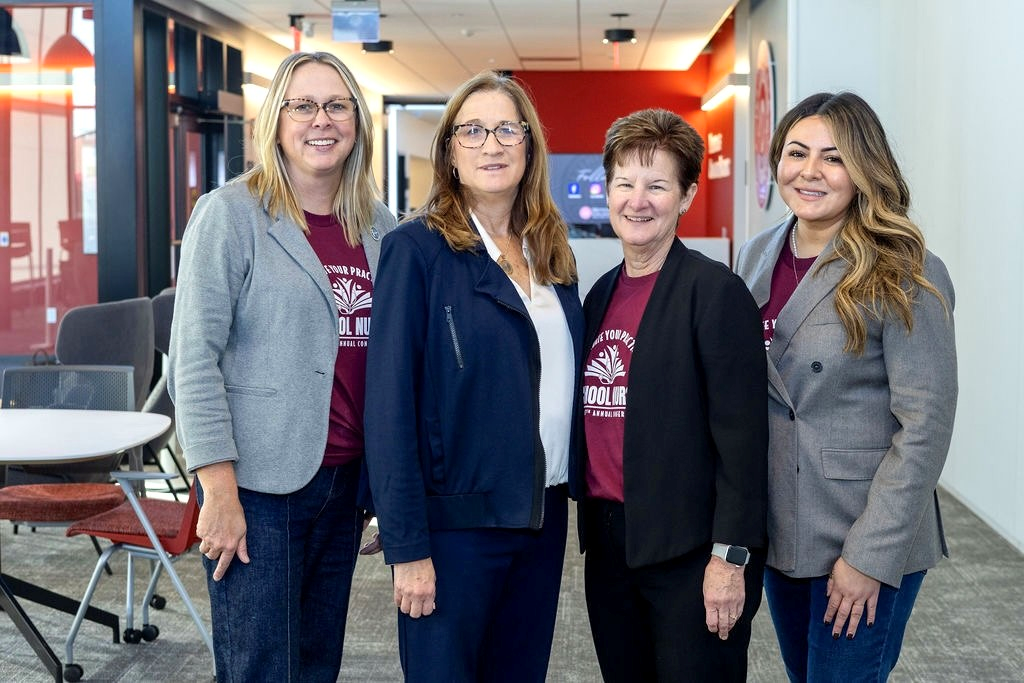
[
  {"xmin": 602, "ymin": 108, "xmax": 705, "ymax": 189},
  {"xmin": 415, "ymin": 71, "xmax": 576, "ymax": 286},
  {"xmin": 770, "ymin": 91, "xmax": 946, "ymax": 354},
  {"xmin": 241, "ymin": 51, "xmax": 379, "ymax": 246}
]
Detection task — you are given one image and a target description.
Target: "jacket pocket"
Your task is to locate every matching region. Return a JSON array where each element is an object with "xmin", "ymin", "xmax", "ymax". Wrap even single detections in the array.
[
  {"xmin": 820, "ymin": 448, "xmax": 887, "ymax": 480},
  {"xmin": 443, "ymin": 305, "xmax": 465, "ymax": 369},
  {"xmin": 224, "ymin": 384, "xmax": 277, "ymax": 397}
]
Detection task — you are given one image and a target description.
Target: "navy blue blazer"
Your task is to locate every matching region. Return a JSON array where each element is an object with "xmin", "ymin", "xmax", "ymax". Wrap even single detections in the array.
[{"xmin": 364, "ymin": 217, "xmax": 584, "ymax": 565}]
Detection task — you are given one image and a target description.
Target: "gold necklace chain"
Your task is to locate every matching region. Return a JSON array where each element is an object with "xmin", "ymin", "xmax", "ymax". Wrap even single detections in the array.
[{"xmin": 496, "ymin": 232, "xmax": 516, "ymax": 275}]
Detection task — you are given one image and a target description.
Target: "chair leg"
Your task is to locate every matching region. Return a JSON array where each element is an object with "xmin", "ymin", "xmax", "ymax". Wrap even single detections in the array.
[
  {"xmin": 158, "ymin": 551, "xmax": 214, "ymax": 664},
  {"xmin": 144, "ymin": 445, "xmax": 180, "ymax": 501},
  {"xmin": 90, "ymin": 536, "xmax": 113, "ymax": 575},
  {"xmin": 66, "ymin": 543, "xmax": 122, "ymax": 669},
  {"xmin": 167, "ymin": 447, "xmax": 191, "ymax": 491},
  {"xmin": 123, "ymin": 554, "xmax": 139, "ymax": 642},
  {"xmin": 140, "ymin": 559, "xmax": 163, "ymax": 626}
]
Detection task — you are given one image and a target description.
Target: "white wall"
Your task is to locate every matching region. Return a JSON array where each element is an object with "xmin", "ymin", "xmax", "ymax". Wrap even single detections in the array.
[
  {"xmin": 875, "ymin": 0, "xmax": 1024, "ymax": 550},
  {"xmin": 738, "ymin": 0, "xmax": 1024, "ymax": 550}
]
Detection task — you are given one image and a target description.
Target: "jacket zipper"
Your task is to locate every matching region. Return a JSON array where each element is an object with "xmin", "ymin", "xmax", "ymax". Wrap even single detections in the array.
[
  {"xmin": 495, "ymin": 298, "xmax": 546, "ymax": 529},
  {"xmin": 444, "ymin": 306, "xmax": 465, "ymax": 369}
]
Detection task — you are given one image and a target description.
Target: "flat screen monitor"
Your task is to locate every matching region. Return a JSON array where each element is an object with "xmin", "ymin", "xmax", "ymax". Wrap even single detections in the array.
[
  {"xmin": 548, "ymin": 153, "xmax": 614, "ymax": 237},
  {"xmin": 332, "ymin": 4, "xmax": 380, "ymax": 42}
]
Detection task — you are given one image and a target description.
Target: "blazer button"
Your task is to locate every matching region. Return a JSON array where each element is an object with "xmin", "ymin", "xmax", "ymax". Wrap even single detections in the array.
[
  {"xmin": 788, "ymin": 409, "xmax": 795, "ymax": 421},
  {"xmin": 811, "ymin": 361, "xmax": 823, "ymax": 373}
]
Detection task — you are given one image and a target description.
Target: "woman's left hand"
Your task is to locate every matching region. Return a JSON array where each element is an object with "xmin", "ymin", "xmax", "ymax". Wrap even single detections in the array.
[
  {"xmin": 703, "ymin": 557, "xmax": 746, "ymax": 640},
  {"xmin": 825, "ymin": 556, "xmax": 881, "ymax": 639}
]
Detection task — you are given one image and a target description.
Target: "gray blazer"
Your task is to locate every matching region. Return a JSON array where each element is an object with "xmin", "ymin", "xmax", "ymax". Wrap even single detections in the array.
[
  {"xmin": 735, "ymin": 217, "xmax": 957, "ymax": 587},
  {"xmin": 167, "ymin": 180, "xmax": 396, "ymax": 494}
]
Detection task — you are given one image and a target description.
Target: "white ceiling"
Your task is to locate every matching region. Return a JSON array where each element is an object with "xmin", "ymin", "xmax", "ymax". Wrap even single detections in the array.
[{"xmin": 195, "ymin": 0, "xmax": 736, "ymax": 98}]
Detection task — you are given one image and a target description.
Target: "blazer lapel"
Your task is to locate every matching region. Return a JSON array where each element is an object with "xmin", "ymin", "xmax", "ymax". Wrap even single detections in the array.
[
  {"xmin": 767, "ymin": 244, "xmax": 844, "ymax": 366},
  {"xmin": 745, "ymin": 222, "xmax": 789, "ymax": 309},
  {"xmin": 583, "ymin": 261, "xmax": 621, "ymax": 347},
  {"xmin": 267, "ymin": 216, "xmax": 335, "ymax": 312}
]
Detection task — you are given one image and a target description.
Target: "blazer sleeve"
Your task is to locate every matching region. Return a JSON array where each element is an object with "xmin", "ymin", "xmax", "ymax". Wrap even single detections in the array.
[
  {"xmin": 842, "ymin": 254, "xmax": 958, "ymax": 585},
  {"xmin": 364, "ymin": 228, "xmax": 433, "ymax": 565},
  {"xmin": 167, "ymin": 190, "xmax": 252, "ymax": 472},
  {"xmin": 695, "ymin": 270, "xmax": 770, "ymax": 548}
]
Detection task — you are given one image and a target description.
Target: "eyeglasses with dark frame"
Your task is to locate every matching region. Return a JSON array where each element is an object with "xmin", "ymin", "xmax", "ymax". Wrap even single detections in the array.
[
  {"xmin": 451, "ymin": 121, "xmax": 530, "ymax": 148},
  {"xmin": 281, "ymin": 97, "xmax": 358, "ymax": 123}
]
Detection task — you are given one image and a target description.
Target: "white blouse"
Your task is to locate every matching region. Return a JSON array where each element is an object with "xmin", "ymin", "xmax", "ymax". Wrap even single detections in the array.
[{"xmin": 474, "ymin": 214, "xmax": 574, "ymax": 486}]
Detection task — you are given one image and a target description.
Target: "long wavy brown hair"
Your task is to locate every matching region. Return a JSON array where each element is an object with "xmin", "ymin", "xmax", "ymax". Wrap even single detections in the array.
[
  {"xmin": 241, "ymin": 51, "xmax": 379, "ymax": 246},
  {"xmin": 414, "ymin": 71, "xmax": 576, "ymax": 286},
  {"xmin": 770, "ymin": 92, "xmax": 946, "ymax": 354}
]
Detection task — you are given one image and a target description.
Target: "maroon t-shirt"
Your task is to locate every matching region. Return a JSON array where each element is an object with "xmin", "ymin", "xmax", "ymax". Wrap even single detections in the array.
[
  {"xmin": 304, "ymin": 211, "xmax": 371, "ymax": 466},
  {"xmin": 582, "ymin": 269, "xmax": 659, "ymax": 503},
  {"xmin": 761, "ymin": 236, "xmax": 817, "ymax": 348}
]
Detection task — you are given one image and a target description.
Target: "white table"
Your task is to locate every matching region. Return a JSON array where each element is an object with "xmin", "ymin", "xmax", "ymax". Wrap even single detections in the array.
[{"xmin": 0, "ymin": 409, "xmax": 172, "ymax": 682}]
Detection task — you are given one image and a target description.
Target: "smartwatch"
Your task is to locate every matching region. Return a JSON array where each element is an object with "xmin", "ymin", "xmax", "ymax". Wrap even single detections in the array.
[{"xmin": 711, "ymin": 543, "xmax": 750, "ymax": 567}]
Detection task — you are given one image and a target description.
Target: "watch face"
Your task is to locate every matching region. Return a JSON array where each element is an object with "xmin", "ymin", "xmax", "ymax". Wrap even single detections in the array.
[{"xmin": 726, "ymin": 546, "xmax": 749, "ymax": 565}]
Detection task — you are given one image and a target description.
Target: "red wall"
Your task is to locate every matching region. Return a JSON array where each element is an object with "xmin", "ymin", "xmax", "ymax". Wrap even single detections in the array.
[
  {"xmin": 704, "ymin": 14, "xmax": 737, "ymax": 242},
  {"xmin": 515, "ymin": 58, "xmax": 712, "ymax": 236}
]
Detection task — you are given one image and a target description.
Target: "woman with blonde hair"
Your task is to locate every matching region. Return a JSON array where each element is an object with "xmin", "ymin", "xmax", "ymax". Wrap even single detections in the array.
[
  {"xmin": 169, "ymin": 51, "xmax": 396, "ymax": 681},
  {"xmin": 735, "ymin": 91, "xmax": 957, "ymax": 682},
  {"xmin": 364, "ymin": 70, "xmax": 583, "ymax": 682}
]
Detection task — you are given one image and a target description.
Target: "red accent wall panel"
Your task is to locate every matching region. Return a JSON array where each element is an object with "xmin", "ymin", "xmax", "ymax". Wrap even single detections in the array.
[{"xmin": 515, "ymin": 58, "xmax": 710, "ymax": 236}]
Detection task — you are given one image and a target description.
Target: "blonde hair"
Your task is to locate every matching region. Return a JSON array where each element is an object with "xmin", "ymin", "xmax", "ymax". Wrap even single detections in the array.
[
  {"xmin": 241, "ymin": 51, "xmax": 379, "ymax": 245},
  {"xmin": 770, "ymin": 92, "xmax": 946, "ymax": 354},
  {"xmin": 414, "ymin": 71, "xmax": 576, "ymax": 286}
]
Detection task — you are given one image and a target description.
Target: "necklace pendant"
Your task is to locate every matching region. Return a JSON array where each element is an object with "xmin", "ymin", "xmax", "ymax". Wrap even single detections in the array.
[{"xmin": 497, "ymin": 254, "xmax": 513, "ymax": 275}]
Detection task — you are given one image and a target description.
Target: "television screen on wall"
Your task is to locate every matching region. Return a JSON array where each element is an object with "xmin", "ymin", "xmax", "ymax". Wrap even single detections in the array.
[{"xmin": 548, "ymin": 154, "xmax": 615, "ymax": 237}]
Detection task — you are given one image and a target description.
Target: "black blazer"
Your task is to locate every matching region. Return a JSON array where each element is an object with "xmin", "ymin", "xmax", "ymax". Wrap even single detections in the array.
[{"xmin": 571, "ymin": 239, "xmax": 769, "ymax": 568}]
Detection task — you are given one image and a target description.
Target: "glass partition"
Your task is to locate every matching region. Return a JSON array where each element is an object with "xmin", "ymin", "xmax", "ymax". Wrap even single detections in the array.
[{"xmin": 0, "ymin": 4, "xmax": 95, "ymax": 361}]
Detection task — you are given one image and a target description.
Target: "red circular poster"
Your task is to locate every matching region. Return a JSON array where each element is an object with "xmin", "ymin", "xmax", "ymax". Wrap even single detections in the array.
[{"xmin": 754, "ymin": 40, "xmax": 775, "ymax": 210}]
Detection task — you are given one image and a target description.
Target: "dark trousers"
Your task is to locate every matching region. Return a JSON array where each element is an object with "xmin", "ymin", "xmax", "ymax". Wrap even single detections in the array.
[
  {"xmin": 198, "ymin": 461, "xmax": 363, "ymax": 683},
  {"xmin": 398, "ymin": 485, "xmax": 568, "ymax": 683},
  {"xmin": 583, "ymin": 498, "xmax": 764, "ymax": 683}
]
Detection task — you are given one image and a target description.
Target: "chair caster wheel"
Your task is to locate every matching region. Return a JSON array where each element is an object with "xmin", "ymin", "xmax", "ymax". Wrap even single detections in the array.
[
  {"xmin": 149, "ymin": 594, "xmax": 167, "ymax": 610},
  {"xmin": 124, "ymin": 628, "xmax": 143, "ymax": 644},
  {"xmin": 142, "ymin": 624, "xmax": 160, "ymax": 641},
  {"xmin": 64, "ymin": 663, "xmax": 84, "ymax": 682}
]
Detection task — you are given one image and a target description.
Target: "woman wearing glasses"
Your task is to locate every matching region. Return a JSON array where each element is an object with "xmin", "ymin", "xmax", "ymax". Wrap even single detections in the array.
[
  {"xmin": 364, "ymin": 71, "xmax": 583, "ymax": 682},
  {"xmin": 168, "ymin": 52, "xmax": 395, "ymax": 682}
]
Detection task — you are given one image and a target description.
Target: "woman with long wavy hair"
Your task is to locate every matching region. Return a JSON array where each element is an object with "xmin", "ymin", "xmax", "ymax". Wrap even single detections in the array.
[
  {"xmin": 735, "ymin": 91, "xmax": 958, "ymax": 682},
  {"xmin": 364, "ymin": 71, "xmax": 582, "ymax": 682}
]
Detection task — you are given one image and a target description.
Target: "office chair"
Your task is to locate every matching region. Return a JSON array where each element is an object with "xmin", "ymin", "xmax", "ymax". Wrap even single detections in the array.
[
  {"xmin": 64, "ymin": 471, "xmax": 213, "ymax": 683},
  {"xmin": 55, "ymin": 297, "xmax": 154, "ymax": 412},
  {"xmin": 0, "ymin": 365, "xmax": 137, "ymax": 636},
  {"xmin": 142, "ymin": 287, "xmax": 189, "ymax": 499},
  {"xmin": 6, "ymin": 298, "xmax": 154, "ymax": 486}
]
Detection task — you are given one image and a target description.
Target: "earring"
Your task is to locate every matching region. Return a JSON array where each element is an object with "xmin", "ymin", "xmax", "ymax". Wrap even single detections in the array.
[
  {"xmin": 679, "ymin": 208, "xmax": 687, "ymax": 216},
  {"xmin": 452, "ymin": 167, "xmax": 460, "ymax": 181}
]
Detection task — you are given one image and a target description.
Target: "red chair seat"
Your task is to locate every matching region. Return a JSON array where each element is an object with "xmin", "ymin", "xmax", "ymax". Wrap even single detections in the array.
[
  {"xmin": 67, "ymin": 498, "xmax": 199, "ymax": 556},
  {"xmin": 0, "ymin": 483, "xmax": 125, "ymax": 523}
]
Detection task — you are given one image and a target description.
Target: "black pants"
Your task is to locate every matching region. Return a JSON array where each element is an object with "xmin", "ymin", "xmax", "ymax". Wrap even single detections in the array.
[{"xmin": 583, "ymin": 498, "xmax": 765, "ymax": 682}]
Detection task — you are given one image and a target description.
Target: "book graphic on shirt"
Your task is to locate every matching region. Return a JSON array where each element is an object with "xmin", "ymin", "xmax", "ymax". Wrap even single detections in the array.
[
  {"xmin": 584, "ymin": 345, "xmax": 625, "ymax": 385},
  {"xmin": 332, "ymin": 278, "xmax": 372, "ymax": 316}
]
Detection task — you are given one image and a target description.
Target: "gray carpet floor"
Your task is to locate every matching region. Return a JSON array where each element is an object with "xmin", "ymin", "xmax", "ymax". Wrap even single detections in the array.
[{"xmin": 1, "ymin": 488, "xmax": 1021, "ymax": 682}]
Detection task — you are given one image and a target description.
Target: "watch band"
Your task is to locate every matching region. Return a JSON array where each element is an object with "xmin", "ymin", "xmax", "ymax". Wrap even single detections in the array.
[{"xmin": 711, "ymin": 542, "xmax": 750, "ymax": 567}]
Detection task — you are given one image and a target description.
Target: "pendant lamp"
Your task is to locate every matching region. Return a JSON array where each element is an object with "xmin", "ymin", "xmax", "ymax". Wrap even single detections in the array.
[
  {"xmin": 0, "ymin": 8, "xmax": 30, "ymax": 64},
  {"xmin": 43, "ymin": 32, "xmax": 93, "ymax": 70}
]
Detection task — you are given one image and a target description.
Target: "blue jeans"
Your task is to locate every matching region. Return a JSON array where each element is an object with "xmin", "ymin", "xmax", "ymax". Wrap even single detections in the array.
[
  {"xmin": 763, "ymin": 566, "xmax": 926, "ymax": 683},
  {"xmin": 197, "ymin": 461, "xmax": 364, "ymax": 683}
]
